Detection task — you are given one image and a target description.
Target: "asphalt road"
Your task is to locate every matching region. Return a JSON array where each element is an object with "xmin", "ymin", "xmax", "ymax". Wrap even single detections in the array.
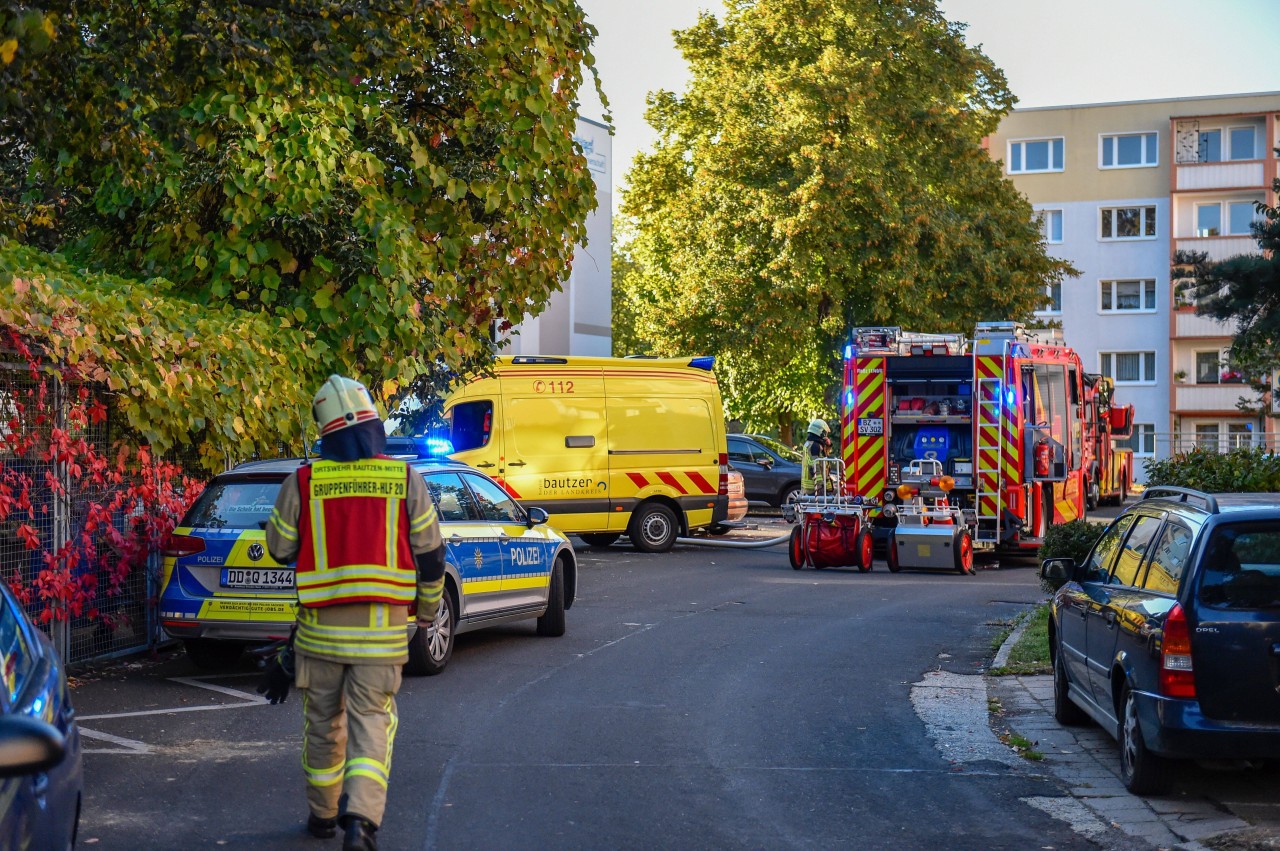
[{"xmin": 72, "ymin": 529, "xmax": 1116, "ymax": 850}]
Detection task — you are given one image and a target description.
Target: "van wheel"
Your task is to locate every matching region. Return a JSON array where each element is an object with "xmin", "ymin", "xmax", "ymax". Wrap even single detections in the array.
[
  {"xmin": 184, "ymin": 639, "xmax": 244, "ymax": 671},
  {"xmin": 1120, "ymin": 684, "xmax": 1172, "ymax": 795},
  {"xmin": 536, "ymin": 558, "xmax": 567, "ymax": 637},
  {"xmin": 579, "ymin": 533, "xmax": 620, "ymax": 548},
  {"xmin": 629, "ymin": 503, "xmax": 678, "ymax": 553},
  {"xmin": 404, "ymin": 584, "xmax": 456, "ymax": 676}
]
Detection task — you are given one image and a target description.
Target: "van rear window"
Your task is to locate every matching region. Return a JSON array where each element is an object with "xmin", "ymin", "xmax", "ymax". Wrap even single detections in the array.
[
  {"xmin": 185, "ymin": 481, "xmax": 282, "ymax": 530},
  {"xmin": 449, "ymin": 401, "xmax": 493, "ymax": 453},
  {"xmin": 1198, "ymin": 523, "xmax": 1280, "ymax": 610}
]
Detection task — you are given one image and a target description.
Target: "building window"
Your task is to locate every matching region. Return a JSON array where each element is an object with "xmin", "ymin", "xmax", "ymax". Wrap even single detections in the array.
[
  {"xmin": 1118, "ymin": 423, "xmax": 1156, "ymax": 455},
  {"xmin": 1100, "ymin": 351, "xmax": 1157, "ymax": 384},
  {"xmin": 1198, "ymin": 130, "xmax": 1221, "ymax": 163},
  {"xmin": 1100, "ymin": 132, "xmax": 1158, "ymax": 168},
  {"xmin": 1039, "ymin": 282, "xmax": 1062, "ymax": 314},
  {"xmin": 1227, "ymin": 423, "xmax": 1254, "ymax": 448},
  {"xmin": 1228, "ymin": 126, "xmax": 1256, "ymax": 161},
  {"xmin": 1100, "ymin": 279, "xmax": 1156, "ymax": 312},
  {"xmin": 1195, "ymin": 351, "xmax": 1221, "ymax": 384},
  {"xmin": 1009, "ymin": 137, "xmax": 1064, "ymax": 174},
  {"xmin": 1195, "ymin": 203, "xmax": 1221, "ymax": 237},
  {"xmin": 1036, "ymin": 209, "xmax": 1063, "ymax": 243},
  {"xmin": 1228, "ymin": 201, "xmax": 1260, "ymax": 235},
  {"xmin": 1195, "ymin": 423, "xmax": 1219, "ymax": 449},
  {"xmin": 1197, "ymin": 126, "xmax": 1259, "ymax": 163},
  {"xmin": 1100, "ymin": 205, "xmax": 1156, "ymax": 240}
]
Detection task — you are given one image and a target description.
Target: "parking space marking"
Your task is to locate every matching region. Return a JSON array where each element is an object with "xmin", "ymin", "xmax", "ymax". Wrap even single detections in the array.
[
  {"xmin": 79, "ymin": 727, "xmax": 152, "ymax": 755},
  {"xmin": 79, "ymin": 672, "xmax": 265, "ymax": 722}
]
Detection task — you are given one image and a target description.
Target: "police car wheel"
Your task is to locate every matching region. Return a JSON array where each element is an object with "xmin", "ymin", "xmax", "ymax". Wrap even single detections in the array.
[
  {"xmin": 405, "ymin": 584, "xmax": 455, "ymax": 676},
  {"xmin": 184, "ymin": 639, "xmax": 244, "ymax": 671},
  {"xmin": 629, "ymin": 503, "xmax": 678, "ymax": 553},
  {"xmin": 536, "ymin": 557, "xmax": 567, "ymax": 637}
]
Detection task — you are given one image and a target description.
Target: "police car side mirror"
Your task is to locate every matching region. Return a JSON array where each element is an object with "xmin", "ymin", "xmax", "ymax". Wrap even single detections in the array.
[{"xmin": 526, "ymin": 506, "xmax": 549, "ymax": 528}]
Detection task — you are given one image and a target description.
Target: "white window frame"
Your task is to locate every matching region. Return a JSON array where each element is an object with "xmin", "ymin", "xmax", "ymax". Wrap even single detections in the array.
[
  {"xmin": 1099, "ymin": 350, "xmax": 1158, "ymax": 385},
  {"xmin": 1099, "ymin": 205, "xmax": 1157, "ymax": 241},
  {"xmin": 1098, "ymin": 279, "xmax": 1157, "ymax": 314},
  {"xmin": 1227, "ymin": 422, "xmax": 1254, "ymax": 449},
  {"xmin": 1121, "ymin": 423, "xmax": 1156, "ymax": 457},
  {"xmin": 1036, "ymin": 208, "xmax": 1064, "ymax": 244},
  {"xmin": 1099, "ymin": 131, "xmax": 1159, "ymax": 169},
  {"xmin": 1007, "ymin": 136, "xmax": 1065, "ymax": 175},
  {"xmin": 1226, "ymin": 200, "xmax": 1260, "ymax": 235},
  {"xmin": 1197, "ymin": 128, "xmax": 1222, "ymax": 163},
  {"xmin": 1227, "ymin": 124, "xmax": 1258, "ymax": 161},
  {"xmin": 1035, "ymin": 281, "xmax": 1062, "ymax": 316},
  {"xmin": 1194, "ymin": 202, "xmax": 1222, "ymax": 237}
]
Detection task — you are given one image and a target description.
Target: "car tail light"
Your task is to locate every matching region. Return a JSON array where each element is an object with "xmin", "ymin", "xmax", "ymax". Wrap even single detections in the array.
[
  {"xmin": 718, "ymin": 452, "xmax": 729, "ymax": 496},
  {"xmin": 162, "ymin": 533, "xmax": 206, "ymax": 558},
  {"xmin": 1159, "ymin": 603, "xmax": 1196, "ymax": 699}
]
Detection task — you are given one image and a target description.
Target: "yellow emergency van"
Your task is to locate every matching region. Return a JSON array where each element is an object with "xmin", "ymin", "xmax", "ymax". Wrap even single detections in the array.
[{"xmin": 442, "ymin": 356, "xmax": 731, "ymax": 552}]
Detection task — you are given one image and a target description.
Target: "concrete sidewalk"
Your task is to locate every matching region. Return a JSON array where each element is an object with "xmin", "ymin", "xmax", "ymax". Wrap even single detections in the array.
[{"xmin": 989, "ymin": 673, "xmax": 1280, "ymax": 850}]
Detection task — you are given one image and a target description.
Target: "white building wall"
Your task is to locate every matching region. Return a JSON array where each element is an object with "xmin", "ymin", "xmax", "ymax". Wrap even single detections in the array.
[
  {"xmin": 1033, "ymin": 197, "xmax": 1171, "ymax": 474},
  {"xmin": 502, "ymin": 117, "xmax": 612, "ymax": 357}
]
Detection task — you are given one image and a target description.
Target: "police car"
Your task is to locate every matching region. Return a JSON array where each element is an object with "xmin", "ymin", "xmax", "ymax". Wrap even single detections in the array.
[{"xmin": 158, "ymin": 452, "xmax": 576, "ymax": 675}]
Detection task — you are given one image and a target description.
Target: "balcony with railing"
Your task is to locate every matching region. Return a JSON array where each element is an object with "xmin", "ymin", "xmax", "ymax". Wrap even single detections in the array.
[
  {"xmin": 1172, "ymin": 308, "xmax": 1235, "ymax": 338},
  {"xmin": 1173, "ymin": 381, "xmax": 1261, "ymax": 413},
  {"xmin": 1174, "ymin": 160, "xmax": 1266, "ymax": 191},
  {"xmin": 1173, "ymin": 235, "xmax": 1260, "ymax": 263}
]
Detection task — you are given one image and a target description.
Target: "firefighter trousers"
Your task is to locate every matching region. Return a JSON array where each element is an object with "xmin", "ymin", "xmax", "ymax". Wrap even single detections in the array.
[{"xmin": 296, "ymin": 655, "xmax": 402, "ymax": 826}]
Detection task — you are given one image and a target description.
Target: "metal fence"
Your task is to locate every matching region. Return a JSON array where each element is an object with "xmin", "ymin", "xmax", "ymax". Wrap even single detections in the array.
[{"xmin": 0, "ymin": 365, "xmax": 210, "ymax": 666}]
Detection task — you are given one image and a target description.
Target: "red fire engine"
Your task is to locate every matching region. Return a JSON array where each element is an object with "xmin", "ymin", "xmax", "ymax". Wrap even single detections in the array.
[
  {"xmin": 1082, "ymin": 373, "xmax": 1135, "ymax": 510},
  {"xmin": 841, "ymin": 322, "xmax": 1102, "ymax": 552}
]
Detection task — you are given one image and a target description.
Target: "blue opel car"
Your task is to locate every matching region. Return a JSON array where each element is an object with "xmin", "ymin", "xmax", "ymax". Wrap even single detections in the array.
[
  {"xmin": 158, "ymin": 451, "xmax": 576, "ymax": 675},
  {"xmin": 1042, "ymin": 486, "xmax": 1280, "ymax": 794},
  {"xmin": 0, "ymin": 578, "xmax": 82, "ymax": 849}
]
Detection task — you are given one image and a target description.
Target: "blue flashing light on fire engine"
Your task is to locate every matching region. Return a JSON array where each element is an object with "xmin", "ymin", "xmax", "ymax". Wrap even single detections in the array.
[
  {"xmin": 844, "ymin": 344, "xmax": 853, "ymax": 360},
  {"xmin": 1006, "ymin": 388, "xmax": 1016, "ymax": 407}
]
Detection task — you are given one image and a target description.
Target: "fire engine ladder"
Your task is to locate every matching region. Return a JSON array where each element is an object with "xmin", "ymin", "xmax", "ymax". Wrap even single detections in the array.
[{"xmin": 973, "ymin": 345, "xmax": 1007, "ymax": 547}]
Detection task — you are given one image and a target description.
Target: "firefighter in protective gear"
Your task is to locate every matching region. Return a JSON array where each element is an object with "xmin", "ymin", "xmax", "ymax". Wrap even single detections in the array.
[
  {"xmin": 264, "ymin": 375, "xmax": 444, "ymax": 851},
  {"xmin": 800, "ymin": 418, "xmax": 832, "ymax": 496}
]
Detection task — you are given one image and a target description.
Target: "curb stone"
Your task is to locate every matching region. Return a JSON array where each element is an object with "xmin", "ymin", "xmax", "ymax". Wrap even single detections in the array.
[{"xmin": 988, "ymin": 629, "xmax": 1280, "ymax": 851}]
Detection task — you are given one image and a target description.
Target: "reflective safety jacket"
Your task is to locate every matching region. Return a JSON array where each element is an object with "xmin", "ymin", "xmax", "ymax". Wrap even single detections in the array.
[
  {"xmin": 294, "ymin": 458, "xmax": 418, "ymax": 607},
  {"xmin": 266, "ymin": 457, "xmax": 443, "ymax": 665}
]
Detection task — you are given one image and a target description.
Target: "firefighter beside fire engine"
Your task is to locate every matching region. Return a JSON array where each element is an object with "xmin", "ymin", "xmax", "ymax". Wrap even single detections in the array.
[
  {"xmin": 260, "ymin": 375, "xmax": 445, "ymax": 851},
  {"xmin": 801, "ymin": 418, "xmax": 832, "ymax": 495}
]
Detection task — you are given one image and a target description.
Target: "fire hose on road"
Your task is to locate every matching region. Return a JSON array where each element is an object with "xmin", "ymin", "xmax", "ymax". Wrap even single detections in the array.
[{"xmin": 674, "ymin": 532, "xmax": 793, "ymax": 549}]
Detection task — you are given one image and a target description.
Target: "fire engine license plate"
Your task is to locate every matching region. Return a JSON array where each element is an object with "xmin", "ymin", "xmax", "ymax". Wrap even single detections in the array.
[
  {"xmin": 221, "ymin": 569, "xmax": 294, "ymax": 589},
  {"xmin": 857, "ymin": 418, "xmax": 884, "ymax": 435}
]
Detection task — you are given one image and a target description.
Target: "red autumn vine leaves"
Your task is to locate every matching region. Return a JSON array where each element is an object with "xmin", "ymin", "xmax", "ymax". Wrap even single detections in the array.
[{"xmin": 1, "ymin": 329, "xmax": 203, "ymax": 624}]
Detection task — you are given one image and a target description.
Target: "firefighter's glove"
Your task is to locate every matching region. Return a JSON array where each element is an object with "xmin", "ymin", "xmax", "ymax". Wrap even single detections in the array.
[{"xmin": 256, "ymin": 638, "xmax": 295, "ymax": 705}]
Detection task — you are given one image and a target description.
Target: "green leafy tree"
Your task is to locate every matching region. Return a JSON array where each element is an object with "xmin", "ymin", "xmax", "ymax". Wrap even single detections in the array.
[
  {"xmin": 0, "ymin": 1, "xmax": 605, "ymax": 434},
  {"xmin": 618, "ymin": 0, "xmax": 1073, "ymax": 433},
  {"xmin": 1173, "ymin": 184, "xmax": 1280, "ymax": 417}
]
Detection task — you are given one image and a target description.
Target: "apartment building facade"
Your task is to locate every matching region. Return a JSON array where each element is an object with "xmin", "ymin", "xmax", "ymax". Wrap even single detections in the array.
[{"xmin": 988, "ymin": 92, "xmax": 1280, "ymax": 469}]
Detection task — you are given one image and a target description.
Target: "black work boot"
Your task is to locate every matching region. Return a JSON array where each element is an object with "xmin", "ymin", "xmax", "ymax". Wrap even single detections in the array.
[
  {"xmin": 341, "ymin": 816, "xmax": 378, "ymax": 851},
  {"xmin": 306, "ymin": 813, "xmax": 337, "ymax": 839}
]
